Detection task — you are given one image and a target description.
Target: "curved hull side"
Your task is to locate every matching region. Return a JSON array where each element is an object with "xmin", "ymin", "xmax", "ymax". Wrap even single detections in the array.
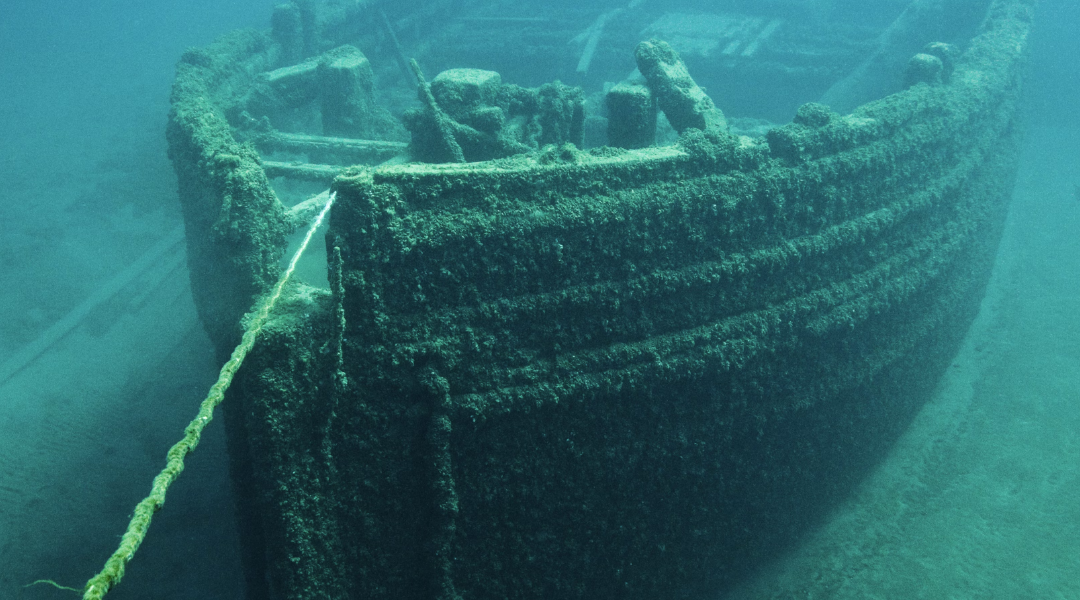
[{"xmin": 215, "ymin": 1, "xmax": 1033, "ymax": 598}]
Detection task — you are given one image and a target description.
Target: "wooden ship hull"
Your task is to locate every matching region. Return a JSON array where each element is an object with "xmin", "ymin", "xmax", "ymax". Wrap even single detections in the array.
[{"xmin": 166, "ymin": 0, "xmax": 1034, "ymax": 597}]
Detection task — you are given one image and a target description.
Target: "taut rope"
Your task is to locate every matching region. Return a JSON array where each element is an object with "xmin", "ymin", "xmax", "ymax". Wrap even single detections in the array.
[{"xmin": 80, "ymin": 191, "xmax": 336, "ymax": 600}]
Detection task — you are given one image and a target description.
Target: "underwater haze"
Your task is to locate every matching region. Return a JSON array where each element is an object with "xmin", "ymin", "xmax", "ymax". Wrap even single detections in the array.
[
  {"xmin": 1, "ymin": 0, "xmax": 1078, "ymax": 598},
  {"xmin": 1, "ymin": 3, "xmax": 276, "ymax": 598}
]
